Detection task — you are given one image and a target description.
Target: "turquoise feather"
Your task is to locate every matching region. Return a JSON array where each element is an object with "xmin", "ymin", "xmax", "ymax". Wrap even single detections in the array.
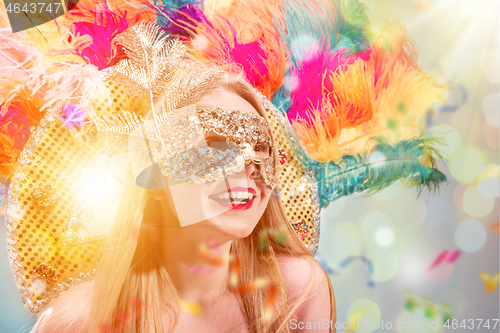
[{"xmin": 305, "ymin": 138, "xmax": 447, "ymax": 208}]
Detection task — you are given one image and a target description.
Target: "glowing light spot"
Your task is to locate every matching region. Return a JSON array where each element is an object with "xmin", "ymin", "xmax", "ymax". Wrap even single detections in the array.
[
  {"xmin": 482, "ymin": 93, "xmax": 500, "ymax": 127},
  {"xmin": 463, "ymin": 185, "xmax": 494, "ymax": 217},
  {"xmin": 347, "ymin": 298, "xmax": 381, "ymax": 333},
  {"xmin": 478, "ymin": 164, "xmax": 500, "ymax": 197},
  {"xmin": 455, "ymin": 219, "xmax": 487, "ymax": 252},
  {"xmin": 398, "ymin": 254, "xmax": 426, "ymax": 284},
  {"xmin": 448, "ymin": 146, "xmax": 484, "ymax": 183},
  {"xmin": 375, "ymin": 227, "xmax": 394, "ymax": 247},
  {"xmin": 366, "ymin": 248, "xmax": 399, "ymax": 282},
  {"xmin": 427, "ymin": 125, "xmax": 461, "ymax": 157},
  {"xmin": 361, "ymin": 211, "xmax": 393, "ymax": 243}
]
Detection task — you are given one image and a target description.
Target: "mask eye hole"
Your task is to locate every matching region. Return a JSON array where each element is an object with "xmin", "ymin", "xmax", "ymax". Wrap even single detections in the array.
[{"xmin": 254, "ymin": 143, "xmax": 271, "ymax": 158}]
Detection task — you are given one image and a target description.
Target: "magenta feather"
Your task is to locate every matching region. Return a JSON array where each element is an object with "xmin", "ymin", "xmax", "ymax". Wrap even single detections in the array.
[
  {"xmin": 287, "ymin": 44, "xmax": 371, "ymax": 122},
  {"xmin": 68, "ymin": 4, "xmax": 139, "ymax": 69}
]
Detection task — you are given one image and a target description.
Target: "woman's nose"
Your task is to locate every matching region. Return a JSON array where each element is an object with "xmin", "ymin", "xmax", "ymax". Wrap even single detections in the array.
[{"xmin": 245, "ymin": 162, "xmax": 259, "ymax": 179}]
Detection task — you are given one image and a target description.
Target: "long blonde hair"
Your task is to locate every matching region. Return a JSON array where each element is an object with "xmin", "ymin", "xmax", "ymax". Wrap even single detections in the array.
[{"xmin": 86, "ymin": 75, "xmax": 335, "ymax": 333}]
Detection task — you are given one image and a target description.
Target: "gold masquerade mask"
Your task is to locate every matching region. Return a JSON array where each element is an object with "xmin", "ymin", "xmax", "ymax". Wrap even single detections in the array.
[{"xmin": 129, "ymin": 106, "xmax": 275, "ymax": 189}]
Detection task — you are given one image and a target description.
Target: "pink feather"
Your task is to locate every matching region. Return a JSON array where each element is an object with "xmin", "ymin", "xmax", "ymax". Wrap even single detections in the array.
[{"xmin": 287, "ymin": 43, "xmax": 371, "ymax": 122}]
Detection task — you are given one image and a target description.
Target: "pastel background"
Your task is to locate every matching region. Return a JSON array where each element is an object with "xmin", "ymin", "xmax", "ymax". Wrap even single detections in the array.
[{"xmin": 1, "ymin": 0, "xmax": 498, "ymax": 332}]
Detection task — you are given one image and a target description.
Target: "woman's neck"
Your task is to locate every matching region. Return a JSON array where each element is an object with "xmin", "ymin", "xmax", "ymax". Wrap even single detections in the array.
[{"xmin": 160, "ymin": 226, "xmax": 233, "ymax": 303}]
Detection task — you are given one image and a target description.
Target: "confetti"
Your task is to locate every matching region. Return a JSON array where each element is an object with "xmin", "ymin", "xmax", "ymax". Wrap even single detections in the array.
[
  {"xmin": 60, "ymin": 104, "xmax": 86, "ymax": 129},
  {"xmin": 177, "ymin": 297, "xmax": 203, "ymax": 315},
  {"xmin": 428, "ymin": 250, "xmax": 461, "ymax": 271},
  {"xmin": 316, "ymin": 252, "xmax": 375, "ymax": 287},
  {"xmin": 258, "ymin": 223, "xmax": 287, "ymax": 250},
  {"xmin": 98, "ymin": 298, "xmax": 148, "ymax": 332},
  {"xmin": 188, "ymin": 237, "xmax": 230, "ymax": 274},
  {"xmin": 479, "ymin": 272, "xmax": 500, "ymax": 293},
  {"xmin": 405, "ymin": 290, "xmax": 452, "ymax": 322},
  {"xmin": 229, "ymin": 259, "xmax": 278, "ymax": 322},
  {"xmin": 345, "ymin": 307, "xmax": 368, "ymax": 332}
]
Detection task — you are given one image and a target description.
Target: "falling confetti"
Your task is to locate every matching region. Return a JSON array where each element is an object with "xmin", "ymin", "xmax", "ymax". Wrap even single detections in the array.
[
  {"xmin": 479, "ymin": 272, "xmax": 500, "ymax": 293},
  {"xmin": 177, "ymin": 296, "xmax": 203, "ymax": 315},
  {"xmin": 188, "ymin": 237, "xmax": 230, "ymax": 274},
  {"xmin": 428, "ymin": 250, "xmax": 462, "ymax": 271},
  {"xmin": 344, "ymin": 308, "xmax": 368, "ymax": 332},
  {"xmin": 60, "ymin": 104, "xmax": 86, "ymax": 129},
  {"xmin": 405, "ymin": 290, "xmax": 452, "ymax": 322},
  {"xmin": 229, "ymin": 259, "xmax": 278, "ymax": 322},
  {"xmin": 490, "ymin": 223, "xmax": 500, "ymax": 233},
  {"xmin": 316, "ymin": 252, "xmax": 375, "ymax": 287},
  {"xmin": 258, "ymin": 223, "xmax": 287, "ymax": 250}
]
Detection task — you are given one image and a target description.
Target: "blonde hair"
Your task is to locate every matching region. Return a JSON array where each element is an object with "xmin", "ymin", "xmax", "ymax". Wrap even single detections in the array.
[{"xmin": 86, "ymin": 75, "xmax": 335, "ymax": 333}]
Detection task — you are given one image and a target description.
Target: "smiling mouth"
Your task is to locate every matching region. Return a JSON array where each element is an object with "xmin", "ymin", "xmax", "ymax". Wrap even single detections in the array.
[{"xmin": 208, "ymin": 188, "xmax": 257, "ymax": 209}]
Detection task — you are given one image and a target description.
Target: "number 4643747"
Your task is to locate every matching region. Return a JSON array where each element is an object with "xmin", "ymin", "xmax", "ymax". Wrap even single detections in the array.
[
  {"xmin": 444, "ymin": 319, "xmax": 499, "ymax": 330},
  {"xmin": 6, "ymin": 2, "xmax": 63, "ymax": 14}
]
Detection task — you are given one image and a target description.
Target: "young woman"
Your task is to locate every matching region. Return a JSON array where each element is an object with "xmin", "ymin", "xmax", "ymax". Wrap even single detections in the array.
[
  {"xmin": 30, "ymin": 67, "xmax": 335, "ymax": 332},
  {"xmin": 2, "ymin": 1, "xmax": 446, "ymax": 332}
]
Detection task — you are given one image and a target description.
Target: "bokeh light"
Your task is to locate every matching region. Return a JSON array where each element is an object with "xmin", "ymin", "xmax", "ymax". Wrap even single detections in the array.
[
  {"xmin": 448, "ymin": 146, "xmax": 484, "ymax": 183},
  {"xmin": 347, "ymin": 298, "xmax": 382, "ymax": 333},
  {"xmin": 477, "ymin": 164, "xmax": 500, "ymax": 197},
  {"xmin": 375, "ymin": 227, "xmax": 395, "ymax": 247},
  {"xmin": 462, "ymin": 185, "xmax": 495, "ymax": 217},
  {"xmin": 482, "ymin": 93, "xmax": 500, "ymax": 127},
  {"xmin": 322, "ymin": 221, "xmax": 362, "ymax": 263},
  {"xmin": 398, "ymin": 253, "xmax": 426, "ymax": 285},
  {"xmin": 454, "ymin": 219, "xmax": 487, "ymax": 252},
  {"xmin": 361, "ymin": 211, "xmax": 393, "ymax": 244},
  {"xmin": 366, "ymin": 248, "xmax": 399, "ymax": 281},
  {"xmin": 482, "ymin": 121, "xmax": 499, "ymax": 149}
]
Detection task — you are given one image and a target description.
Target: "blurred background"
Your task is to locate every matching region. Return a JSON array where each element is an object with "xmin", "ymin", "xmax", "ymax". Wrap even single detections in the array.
[
  {"xmin": 0, "ymin": 0, "xmax": 498, "ymax": 332},
  {"xmin": 316, "ymin": 0, "xmax": 499, "ymax": 332}
]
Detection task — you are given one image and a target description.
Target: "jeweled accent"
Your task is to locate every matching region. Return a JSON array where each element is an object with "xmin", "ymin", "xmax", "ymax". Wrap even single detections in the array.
[
  {"xmin": 32, "ymin": 184, "xmax": 58, "ymax": 208},
  {"xmin": 292, "ymin": 220, "xmax": 309, "ymax": 240},
  {"xmin": 32, "ymin": 264, "xmax": 58, "ymax": 285}
]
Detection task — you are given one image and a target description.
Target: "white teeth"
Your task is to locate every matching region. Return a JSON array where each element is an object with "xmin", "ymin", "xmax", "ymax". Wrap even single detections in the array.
[{"xmin": 214, "ymin": 191, "xmax": 255, "ymax": 201}]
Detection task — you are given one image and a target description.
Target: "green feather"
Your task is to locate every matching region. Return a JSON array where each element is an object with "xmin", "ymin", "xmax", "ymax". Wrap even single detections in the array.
[{"xmin": 309, "ymin": 138, "xmax": 447, "ymax": 208}]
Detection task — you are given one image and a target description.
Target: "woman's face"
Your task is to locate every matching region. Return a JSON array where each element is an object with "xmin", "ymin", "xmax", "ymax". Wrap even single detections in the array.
[{"xmin": 161, "ymin": 88, "xmax": 273, "ymax": 239}]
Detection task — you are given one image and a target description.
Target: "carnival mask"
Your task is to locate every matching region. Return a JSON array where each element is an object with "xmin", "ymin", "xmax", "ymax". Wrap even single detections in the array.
[{"xmin": 135, "ymin": 106, "xmax": 276, "ymax": 190}]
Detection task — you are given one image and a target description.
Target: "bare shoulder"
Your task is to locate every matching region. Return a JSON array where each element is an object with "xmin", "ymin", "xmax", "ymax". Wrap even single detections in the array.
[
  {"xmin": 35, "ymin": 282, "xmax": 94, "ymax": 333},
  {"xmin": 276, "ymin": 255, "xmax": 336, "ymax": 331},
  {"xmin": 276, "ymin": 255, "xmax": 329, "ymax": 299}
]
